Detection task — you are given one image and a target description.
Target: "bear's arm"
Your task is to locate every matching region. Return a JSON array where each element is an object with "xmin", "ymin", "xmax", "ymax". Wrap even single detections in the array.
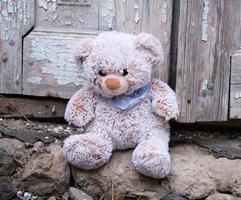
[
  {"xmin": 64, "ymin": 88, "xmax": 97, "ymax": 127},
  {"xmin": 150, "ymin": 78, "xmax": 179, "ymax": 121}
]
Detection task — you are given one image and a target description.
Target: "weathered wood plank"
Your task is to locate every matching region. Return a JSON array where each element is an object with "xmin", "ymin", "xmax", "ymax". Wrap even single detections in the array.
[
  {"xmin": 36, "ymin": 0, "xmax": 99, "ymax": 30},
  {"xmin": 175, "ymin": 0, "xmax": 241, "ymax": 122},
  {"xmin": 114, "ymin": 0, "xmax": 173, "ymax": 82},
  {"xmin": 230, "ymin": 50, "xmax": 241, "ymax": 119},
  {"xmin": 0, "ymin": 95, "xmax": 67, "ymax": 119},
  {"xmin": 98, "ymin": 0, "xmax": 115, "ymax": 31},
  {"xmin": 0, "ymin": 0, "xmax": 34, "ymax": 94},
  {"xmin": 22, "ymin": 29, "xmax": 98, "ymax": 99}
]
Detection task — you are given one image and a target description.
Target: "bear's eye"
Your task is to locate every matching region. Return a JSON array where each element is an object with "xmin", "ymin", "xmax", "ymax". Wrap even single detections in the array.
[
  {"xmin": 122, "ymin": 68, "xmax": 128, "ymax": 76},
  {"xmin": 98, "ymin": 70, "xmax": 107, "ymax": 77}
]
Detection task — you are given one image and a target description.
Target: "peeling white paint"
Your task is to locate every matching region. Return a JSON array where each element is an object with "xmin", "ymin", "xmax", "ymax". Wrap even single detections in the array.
[
  {"xmin": 99, "ymin": 0, "xmax": 115, "ymax": 30},
  {"xmin": 38, "ymin": 0, "xmax": 58, "ymax": 11},
  {"xmin": 49, "ymin": 0, "xmax": 58, "ymax": 11},
  {"xmin": 7, "ymin": 0, "xmax": 14, "ymax": 13},
  {"xmin": 22, "ymin": 0, "xmax": 28, "ymax": 25},
  {"xmin": 1, "ymin": 0, "xmax": 33, "ymax": 36},
  {"xmin": 2, "ymin": 10, "xmax": 8, "ymax": 17},
  {"xmin": 28, "ymin": 76, "xmax": 43, "ymax": 84},
  {"xmin": 160, "ymin": 1, "xmax": 168, "ymax": 23},
  {"xmin": 30, "ymin": 35, "xmax": 85, "ymax": 86},
  {"xmin": 79, "ymin": 16, "xmax": 84, "ymax": 24},
  {"xmin": 3, "ymin": 28, "xmax": 9, "ymax": 40},
  {"xmin": 39, "ymin": 0, "xmax": 48, "ymax": 10},
  {"xmin": 235, "ymin": 92, "xmax": 241, "ymax": 100},
  {"xmin": 201, "ymin": 79, "xmax": 208, "ymax": 90},
  {"xmin": 57, "ymin": 0, "xmax": 91, "ymax": 6},
  {"xmin": 134, "ymin": 4, "xmax": 139, "ymax": 24},
  {"xmin": 14, "ymin": 73, "xmax": 20, "ymax": 84},
  {"xmin": 51, "ymin": 13, "xmax": 59, "ymax": 22},
  {"xmin": 201, "ymin": 0, "xmax": 209, "ymax": 41}
]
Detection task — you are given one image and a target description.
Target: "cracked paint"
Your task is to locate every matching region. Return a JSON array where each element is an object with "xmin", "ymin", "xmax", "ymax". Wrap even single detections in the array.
[
  {"xmin": 1, "ymin": 0, "xmax": 33, "ymax": 40},
  {"xmin": 29, "ymin": 35, "xmax": 85, "ymax": 86},
  {"xmin": 201, "ymin": 0, "xmax": 209, "ymax": 41},
  {"xmin": 235, "ymin": 92, "xmax": 241, "ymax": 100},
  {"xmin": 99, "ymin": 0, "xmax": 114, "ymax": 30},
  {"xmin": 134, "ymin": 4, "xmax": 139, "ymax": 24},
  {"xmin": 38, "ymin": 0, "xmax": 58, "ymax": 11},
  {"xmin": 160, "ymin": 1, "xmax": 168, "ymax": 23},
  {"xmin": 28, "ymin": 76, "xmax": 43, "ymax": 84},
  {"xmin": 38, "ymin": 0, "xmax": 48, "ymax": 9}
]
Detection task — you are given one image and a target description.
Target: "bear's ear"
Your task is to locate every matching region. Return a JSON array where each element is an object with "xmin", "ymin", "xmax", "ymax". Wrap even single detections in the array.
[
  {"xmin": 75, "ymin": 39, "xmax": 93, "ymax": 65},
  {"xmin": 135, "ymin": 33, "xmax": 164, "ymax": 66}
]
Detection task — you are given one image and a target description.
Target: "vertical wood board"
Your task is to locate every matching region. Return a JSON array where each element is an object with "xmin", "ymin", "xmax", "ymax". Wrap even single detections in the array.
[
  {"xmin": 0, "ymin": 0, "xmax": 34, "ymax": 94},
  {"xmin": 175, "ymin": 0, "xmax": 241, "ymax": 122},
  {"xmin": 230, "ymin": 48, "xmax": 241, "ymax": 119}
]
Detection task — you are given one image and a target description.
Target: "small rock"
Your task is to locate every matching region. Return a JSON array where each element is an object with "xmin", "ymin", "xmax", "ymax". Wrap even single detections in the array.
[
  {"xmin": 0, "ymin": 181, "xmax": 17, "ymax": 200},
  {"xmin": 162, "ymin": 194, "xmax": 188, "ymax": 200},
  {"xmin": 62, "ymin": 192, "xmax": 69, "ymax": 200},
  {"xmin": 24, "ymin": 143, "xmax": 34, "ymax": 148},
  {"xmin": 0, "ymin": 148, "xmax": 17, "ymax": 176},
  {"xmin": 32, "ymin": 141, "xmax": 45, "ymax": 154},
  {"xmin": 17, "ymin": 191, "xmax": 23, "ymax": 196},
  {"xmin": 69, "ymin": 187, "xmax": 93, "ymax": 200},
  {"xmin": 0, "ymin": 138, "xmax": 25, "ymax": 155},
  {"xmin": 53, "ymin": 126, "xmax": 63, "ymax": 133},
  {"xmin": 47, "ymin": 196, "xmax": 56, "ymax": 200},
  {"xmin": 15, "ymin": 144, "xmax": 70, "ymax": 197},
  {"xmin": 206, "ymin": 193, "xmax": 236, "ymax": 200},
  {"xmin": 0, "ymin": 133, "xmax": 2, "ymax": 138},
  {"xmin": 23, "ymin": 192, "xmax": 32, "ymax": 200},
  {"xmin": 77, "ymin": 127, "xmax": 84, "ymax": 133},
  {"xmin": 17, "ymin": 190, "xmax": 43, "ymax": 200}
]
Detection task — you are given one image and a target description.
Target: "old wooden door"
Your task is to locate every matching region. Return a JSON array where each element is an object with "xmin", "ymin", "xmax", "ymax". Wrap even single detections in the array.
[
  {"xmin": 19, "ymin": 0, "xmax": 173, "ymax": 99},
  {"xmin": 174, "ymin": 0, "xmax": 241, "ymax": 122}
]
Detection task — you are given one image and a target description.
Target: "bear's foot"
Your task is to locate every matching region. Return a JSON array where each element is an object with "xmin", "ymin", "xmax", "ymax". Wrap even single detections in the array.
[
  {"xmin": 63, "ymin": 133, "xmax": 113, "ymax": 169},
  {"xmin": 132, "ymin": 136, "xmax": 170, "ymax": 178}
]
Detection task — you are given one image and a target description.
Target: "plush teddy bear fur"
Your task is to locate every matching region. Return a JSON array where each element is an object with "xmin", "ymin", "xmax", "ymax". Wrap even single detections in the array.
[{"xmin": 63, "ymin": 32, "xmax": 179, "ymax": 178}]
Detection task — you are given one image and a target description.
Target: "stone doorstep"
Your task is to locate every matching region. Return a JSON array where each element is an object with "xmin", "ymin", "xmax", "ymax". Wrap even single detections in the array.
[{"xmin": 1, "ymin": 137, "xmax": 241, "ymax": 200}]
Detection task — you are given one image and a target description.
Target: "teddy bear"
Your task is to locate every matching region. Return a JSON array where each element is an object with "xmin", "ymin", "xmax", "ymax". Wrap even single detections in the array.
[{"xmin": 63, "ymin": 31, "xmax": 179, "ymax": 178}]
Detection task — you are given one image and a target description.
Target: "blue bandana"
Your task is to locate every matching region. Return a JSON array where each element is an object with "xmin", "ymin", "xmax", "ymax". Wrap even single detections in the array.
[{"xmin": 110, "ymin": 85, "xmax": 149, "ymax": 110}]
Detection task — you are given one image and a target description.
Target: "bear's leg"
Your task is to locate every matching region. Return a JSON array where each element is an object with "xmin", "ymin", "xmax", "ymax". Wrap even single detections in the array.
[
  {"xmin": 132, "ymin": 130, "xmax": 170, "ymax": 178},
  {"xmin": 63, "ymin": 130, "xmax": 113, "ymax": 169}
]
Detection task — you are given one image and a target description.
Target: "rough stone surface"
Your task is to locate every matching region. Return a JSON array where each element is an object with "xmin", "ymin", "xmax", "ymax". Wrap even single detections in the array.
[
  {"xmin": 162, "ymin": 194, "xmax": 188, "ymax": 200},
  {"xmin": 72, "ymin": 151, "xmax": 169, "ymax": 200},
  {"xmin": 0, "ymin": 138, "xmax": 26, "ymax": 178},
  {"xmin": 69, "ymin": 187, "xmax": 93, "ymax": 200},
  {"xmin": 169, "ymin": 145, "xmax": 241, "ymax": 199},
  {"xmin": 15, "ymin": 144, "xmax": 70, "ymax": 198},
  {"xmin": 0, "ymin": 148, "xmax": 17, "ymax": 176},
  {"xmin": 0, "ymin": 181, "xmax": 17, "ymax": 200},
  {"xmin": 206, "ymin": 193, "xmax": 239, "ymax": 200},
  {"xmin": 47, "ymin": 196, "xmax": 57, "ymax": 200},
  {"xmin": 72, "ymin": 145, "xmax": 241, "ymax": 200},
  {"xmin": 0, "ymin": 138, "xmax": 25, "ymax": 155},
  {"xmin": 1, "ymin": 119, "xmax": 241, "ymax": 200}
]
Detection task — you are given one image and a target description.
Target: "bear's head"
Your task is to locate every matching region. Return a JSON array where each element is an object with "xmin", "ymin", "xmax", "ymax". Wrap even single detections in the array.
[{"xmin": 76, "ymin": 32, "xmax": 164, "ymax": 98}]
